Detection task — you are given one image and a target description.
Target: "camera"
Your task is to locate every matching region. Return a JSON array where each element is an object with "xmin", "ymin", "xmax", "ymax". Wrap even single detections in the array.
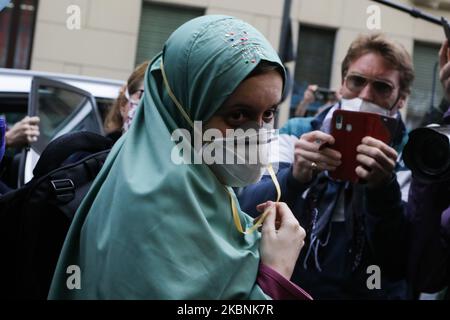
[
  {"xmin": 314, "ymin": 88, "xmax": 337, "ymax": 103},
  {"xmin": 403, "ymin": 124, "xmax": 450, "ymax": 183}
]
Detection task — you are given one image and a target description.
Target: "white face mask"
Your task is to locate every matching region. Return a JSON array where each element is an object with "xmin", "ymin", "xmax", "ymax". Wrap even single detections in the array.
[
  {"xmin": 204, "ymin": 129, "xmax": 275, "ymax": 187},
  {"xmin": 340, "ymin": 97, "xmax": 393, "ymax": 116}
]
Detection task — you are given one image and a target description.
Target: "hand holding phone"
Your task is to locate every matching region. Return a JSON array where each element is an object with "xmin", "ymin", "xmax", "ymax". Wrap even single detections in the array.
[{"xmin": 329, "ymin": 110, "xmax": 397, "ymax": 183}]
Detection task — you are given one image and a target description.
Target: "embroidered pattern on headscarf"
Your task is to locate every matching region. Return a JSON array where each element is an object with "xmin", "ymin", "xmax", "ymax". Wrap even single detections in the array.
[{"xmin": 222, "ymin": 21, "xmax": 267, "ymax": 64}]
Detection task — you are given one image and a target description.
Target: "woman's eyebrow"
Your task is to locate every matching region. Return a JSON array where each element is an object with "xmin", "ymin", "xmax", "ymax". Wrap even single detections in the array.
[
  {"xmin": 216, "ymin": 104, "xmax": 254, "ymax": 114},
  {"xmin": 227, "ymin": 103, "xmax": 280, "ymax": 111}
]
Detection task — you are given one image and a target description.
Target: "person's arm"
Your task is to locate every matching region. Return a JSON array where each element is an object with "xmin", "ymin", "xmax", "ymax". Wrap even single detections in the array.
[
  {"xmin": 257, "ymin": 263, "xmax": 313, "ymax": 300},
  {"xmin": 294, "ymin": 85, "xmax": 317, "ymax": 117},
  {"xmin": 364, "ymin": 175, "xmax": 409, "ymax": 279},
  {"xmin": 439, "ymin": 40, "xmax": 450, "ymax": 103},
  {"xmin": 256, "ymin": 201, "xmax": 313, "ymax": 300},
  {"xmin": 406, "ymin": 179, "xmax": 450, "ymax": 293},
  {"xmin": 5, "ymin": 116, "xmax": 40, "ymax": 148}
]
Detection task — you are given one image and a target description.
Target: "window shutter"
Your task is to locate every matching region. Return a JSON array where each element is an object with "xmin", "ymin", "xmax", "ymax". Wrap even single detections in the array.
[
  {"xmin": 291, "ymin": 25, "xmax": 336, "ymax": 115},
  {"xmin": 408, "ymin": 42, "xmax": 443, "ymax": 128},
  {"xmin": 136, "ymin": 2, "xmax": 204, "ymax": 66}
]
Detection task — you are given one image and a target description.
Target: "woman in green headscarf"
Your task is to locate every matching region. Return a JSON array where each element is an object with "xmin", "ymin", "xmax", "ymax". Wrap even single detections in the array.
[{"xmin": 48, "ymin": 15, "xmax": 310, "ymax": 300}]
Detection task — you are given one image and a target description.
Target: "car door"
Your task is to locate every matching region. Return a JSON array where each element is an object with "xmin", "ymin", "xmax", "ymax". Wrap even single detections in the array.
[{"xmin": 18, "ymin": 76, "xmax": 104, "ymax": 186}]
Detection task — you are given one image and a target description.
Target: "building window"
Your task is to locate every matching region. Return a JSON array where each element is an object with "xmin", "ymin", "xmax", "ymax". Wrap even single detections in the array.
[
  {"xmin": 135, "ymin": 2, "xmax": 204, "ymax": 66},
  {"xmin": 0, "ymin": 0, "xmax": 38, "ymax": 69},
  {"xmin": 407, "ymin": 41, "xmax": 444, "ymax": 129},
  {"xmin": 291, "ymin": 25, "xmax": 336, "ymax": 117}
]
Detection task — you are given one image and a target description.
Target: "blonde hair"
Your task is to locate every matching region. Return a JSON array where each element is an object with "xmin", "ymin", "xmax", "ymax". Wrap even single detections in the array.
[{"xmin": 104, "ymin": 61, "xmax": 150, "ymax": 134}]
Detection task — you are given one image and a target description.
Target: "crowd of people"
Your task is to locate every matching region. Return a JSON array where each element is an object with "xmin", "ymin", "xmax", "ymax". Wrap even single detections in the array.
[{"xmin": 1, "ymin": 14, "xmax": 449, "ymax": 300}]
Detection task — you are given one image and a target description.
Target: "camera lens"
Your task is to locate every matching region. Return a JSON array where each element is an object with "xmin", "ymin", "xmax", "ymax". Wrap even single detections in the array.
[
  {"xmin": 403, "ymin": 126, "xmax": 450, "ymax": 183},
  {"xmin": 418, "ymin": 135, "xmax": 450, "ymax": 175}
]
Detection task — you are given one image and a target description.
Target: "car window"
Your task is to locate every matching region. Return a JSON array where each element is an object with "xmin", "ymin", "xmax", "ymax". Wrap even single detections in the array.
[
  {"xmin": 18, "ymin": 77, "xmax": 104, "ymax": 186},
  {"xmin": 29, "ymin": 77, "xmax": 103, "ymax": 155},
  {"xmin": 95, "ymin": 97, "xmax": 114, "ymax": 123}
]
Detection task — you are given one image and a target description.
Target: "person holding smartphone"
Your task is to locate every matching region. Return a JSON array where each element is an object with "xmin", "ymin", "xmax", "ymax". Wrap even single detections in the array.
[{"xmin": 239, "ymin": 33, "xmax": 414, "ymax": 299}]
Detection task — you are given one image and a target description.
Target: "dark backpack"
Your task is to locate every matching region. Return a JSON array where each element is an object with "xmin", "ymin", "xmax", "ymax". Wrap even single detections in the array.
[{"xmin": 0, "ymin": 131, "xmax": 113, "ymax": 300}]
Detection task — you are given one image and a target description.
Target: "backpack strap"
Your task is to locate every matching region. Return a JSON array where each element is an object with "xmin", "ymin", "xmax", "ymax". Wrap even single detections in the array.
[{"xmin": 46, "ymin": 149, "xmax": 111, "ymax": 220}]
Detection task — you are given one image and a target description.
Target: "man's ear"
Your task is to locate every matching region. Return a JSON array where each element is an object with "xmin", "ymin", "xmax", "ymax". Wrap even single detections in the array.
[{"xmin": 396, "ymin": 94, "xmax": 407, "ymax": 110}]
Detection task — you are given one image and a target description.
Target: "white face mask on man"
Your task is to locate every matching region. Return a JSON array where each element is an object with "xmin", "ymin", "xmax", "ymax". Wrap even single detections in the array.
[
  {"xmin": 203, "ymin": 128, "xmax": 275, "ymax": 187},
  {"xmin": 321, "ymin": 98, "xmax": 397, "ymax": 134},
  {"xmin": 340, "ymin": 97, "xmax": 393, "ymax": 117}
]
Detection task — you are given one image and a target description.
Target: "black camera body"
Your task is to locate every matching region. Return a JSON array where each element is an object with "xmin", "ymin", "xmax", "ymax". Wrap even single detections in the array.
[
  {"xmin": 403, "ymin": 124, "xmax": 450, "ymax": 183},
  {"xmin": 314, "ymin": 88, "xmax": 336, "ymax": 103}
]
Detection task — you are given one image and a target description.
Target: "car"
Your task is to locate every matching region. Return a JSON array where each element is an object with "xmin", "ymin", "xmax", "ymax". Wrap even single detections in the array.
[{"xmin": 0, "ymin": 68, "xmax": 124, "ymax": 188}]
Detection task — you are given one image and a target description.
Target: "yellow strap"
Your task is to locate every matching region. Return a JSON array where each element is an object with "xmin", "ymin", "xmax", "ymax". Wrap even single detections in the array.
[
  {"xmin": 160, "ymin": 60, "xmax": 194, "ymax": 128},
  {"xmin": 267, "ymin": 164, "xmax": 281, "ymax": 203},
  {"xmin": 228, "ymin": 164, "xmax": 282, "ymax": 235}
]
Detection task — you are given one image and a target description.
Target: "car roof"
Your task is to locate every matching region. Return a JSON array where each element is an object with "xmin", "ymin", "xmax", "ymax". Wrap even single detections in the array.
[{"xmin": 0, "ymin": 68, "xmax": 124, "ymax": 99}]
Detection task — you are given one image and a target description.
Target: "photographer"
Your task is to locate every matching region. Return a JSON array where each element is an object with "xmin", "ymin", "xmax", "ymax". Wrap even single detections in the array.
[
  {"xmin": 239, "ymin": 33, "xmax": 414, "ymax": 299},
  {"xmin": 294, "ymin": 85, "xmax": 340, "ymax": 117},
  {"xmin": 406, "ymin": 40, "xmax": 450, "ymax": 297}
]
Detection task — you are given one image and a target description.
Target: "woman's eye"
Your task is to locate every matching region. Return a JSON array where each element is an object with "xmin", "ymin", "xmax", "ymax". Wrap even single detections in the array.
[
  {"xmin": 227, "ymin": 111, "xmax": 247, "ymax": 124},
  {"xmin": 263, "ymin": 109, "xmax": 277, "ymax": 122}
]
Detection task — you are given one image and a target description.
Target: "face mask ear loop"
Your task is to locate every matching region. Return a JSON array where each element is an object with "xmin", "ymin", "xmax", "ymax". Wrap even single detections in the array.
[
  {"xmin": 389, "ymin": 94, "xmax": 402, "ymax": 113},
  {"xmin": 227, "ymin": 164, "xmax": 282, "ymax": 235}
]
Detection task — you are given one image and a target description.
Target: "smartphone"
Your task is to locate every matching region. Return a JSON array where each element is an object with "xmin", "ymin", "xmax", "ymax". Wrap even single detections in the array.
[
  {"xmin": 329, "ymin": 109, "xmax": 398, "ymax": 183},
  {"xmin": 442, "ymin": 17, "xmax": 450, "ymax": 42}
]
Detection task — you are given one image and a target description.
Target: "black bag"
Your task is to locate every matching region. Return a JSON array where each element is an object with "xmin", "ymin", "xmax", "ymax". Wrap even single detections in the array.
[{"xmin": 0, "ymin": 131, "xmax": 113, "ymax": 299}]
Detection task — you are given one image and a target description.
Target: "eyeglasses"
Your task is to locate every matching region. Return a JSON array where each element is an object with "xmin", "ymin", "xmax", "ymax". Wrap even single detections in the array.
[
  {"xmin": 134, "ymin": 89, "xmax": 144, "ymax": 100},
  {"xmin": 345, "ymin": 74, "xmax": 395, "ymax": 98},
  {"xmin": 125, "ymin": 89, "xmax": 144, "ymax": 105}
]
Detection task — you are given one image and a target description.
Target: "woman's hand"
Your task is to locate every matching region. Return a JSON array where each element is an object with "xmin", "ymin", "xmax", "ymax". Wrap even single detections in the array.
[{"xmin": 258, "ymin": 201, "xmax": 306, "ymax": 280}]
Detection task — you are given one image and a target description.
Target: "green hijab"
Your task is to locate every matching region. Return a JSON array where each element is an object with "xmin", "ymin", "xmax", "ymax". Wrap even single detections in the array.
[{"xmin": 48, "ymin": 15, "xmax": 285, "ymax": 299}]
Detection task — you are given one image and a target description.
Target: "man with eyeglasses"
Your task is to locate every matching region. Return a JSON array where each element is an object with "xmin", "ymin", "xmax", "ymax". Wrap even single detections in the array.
[{"xmin": 239, "ymin": 33, "xmax": 414, "ymax": 299}]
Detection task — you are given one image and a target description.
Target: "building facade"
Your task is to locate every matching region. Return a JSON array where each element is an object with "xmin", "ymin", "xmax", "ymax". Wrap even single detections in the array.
[{"xmin": 1, "ymin": 0, "xmax": 449, "ymax": 127}]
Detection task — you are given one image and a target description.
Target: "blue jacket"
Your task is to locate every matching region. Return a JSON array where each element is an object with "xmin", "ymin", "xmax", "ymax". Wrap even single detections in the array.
[{"xmin": 239, "ymin": 109, "xmax": 411, "ymax": 299}]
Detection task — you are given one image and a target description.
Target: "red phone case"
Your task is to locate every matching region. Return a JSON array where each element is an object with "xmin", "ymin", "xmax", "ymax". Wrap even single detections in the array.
[{"xmin": 329, "ymin": 110, "xmax": 397, "ymax": 183}]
